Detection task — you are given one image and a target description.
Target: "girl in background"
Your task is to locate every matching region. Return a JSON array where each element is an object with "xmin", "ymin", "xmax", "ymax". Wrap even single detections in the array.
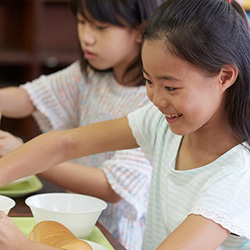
[
  {"xmin": 0, "ymin": 0, "xmax": 164, "ymax": 249},
  {"xmin": 0, "ymin": 0, "xmax": 250, "ymax": 249}
]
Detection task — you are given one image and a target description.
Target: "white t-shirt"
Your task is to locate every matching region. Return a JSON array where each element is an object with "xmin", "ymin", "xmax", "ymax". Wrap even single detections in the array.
[
  {"xmin": 128, "ymin": 103, "xmax": 250, "ymax": 250},
  {"xmin": 22, "ymin": 61, "xmax": 151, "ymax": 250}
]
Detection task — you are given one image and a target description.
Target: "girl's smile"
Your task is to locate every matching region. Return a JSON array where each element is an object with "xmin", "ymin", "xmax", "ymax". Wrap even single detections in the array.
[{"xmin": 165, "ymin": 113, "xmax": 183, "ymax": 124}]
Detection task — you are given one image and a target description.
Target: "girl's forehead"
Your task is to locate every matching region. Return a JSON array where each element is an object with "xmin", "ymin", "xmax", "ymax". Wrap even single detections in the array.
[
  {"xmin": 77, "ymin": 1, "xmax": 126, "ymax": 26},
  {"xmin": 142, "ymin": 39, "xmax": 206, "ymax": 79},
  {"xmin": 142, "ymin": 39, "xmax": 170, "ymax": 56},
  {"xmin": 77, "ymin": 10, "xmax": 129, "ymax": 29},
  {"xmin": 142, "ymin": 40, "xmax": 175, "ymax": 71}
]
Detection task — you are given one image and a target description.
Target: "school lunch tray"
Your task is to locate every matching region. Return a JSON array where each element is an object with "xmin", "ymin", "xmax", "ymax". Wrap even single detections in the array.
[
  {"xmin": 0, "ymin": 175, "xmax": 43, "ymax": 198},
  {"xmin": 13, "ymin": 217, "xmax": 114, "ymax": 250}
]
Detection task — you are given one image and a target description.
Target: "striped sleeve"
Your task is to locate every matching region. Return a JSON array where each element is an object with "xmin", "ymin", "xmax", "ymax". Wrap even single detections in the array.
[
  {"xmin": 21, "ymin": 61, "xmax": 82, "ymax": 131},
  {"xmin": 102, "ymin": 148, "xmax": 151, "ymax": 220},
  {"xmin": 127, "ymin": 102, "xmax": 166, "ymax": 165}
]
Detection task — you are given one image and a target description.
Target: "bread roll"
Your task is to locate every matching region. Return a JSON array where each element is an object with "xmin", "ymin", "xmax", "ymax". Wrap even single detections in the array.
[{"xmin": 28, "ymin": 221, "xmax": 93, "ymax": 250}]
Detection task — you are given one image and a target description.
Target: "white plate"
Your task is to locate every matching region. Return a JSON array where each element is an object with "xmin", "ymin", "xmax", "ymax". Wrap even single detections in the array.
[
  {"xmin": 84, "ymin": 240, "xmax": 110, "ymax": 250},
  {"xmin": 11, "ymin": 176, "xmax": 31, "ymax": 184}
]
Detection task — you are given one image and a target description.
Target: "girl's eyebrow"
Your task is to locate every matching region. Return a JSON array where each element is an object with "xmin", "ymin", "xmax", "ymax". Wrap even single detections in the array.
[{"xmin": 142, "ymin": 68, "xmax": 178, "ymax": 81}]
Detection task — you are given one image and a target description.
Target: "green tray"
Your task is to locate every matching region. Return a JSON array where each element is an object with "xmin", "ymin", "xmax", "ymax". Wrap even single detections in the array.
[
  {"xmin": 0, "ymin": 176, "xmax": 43, "ymax": 198},
  {"xmin": 13, "ymin": 217, "xmax": 114, "ymax": 250}
]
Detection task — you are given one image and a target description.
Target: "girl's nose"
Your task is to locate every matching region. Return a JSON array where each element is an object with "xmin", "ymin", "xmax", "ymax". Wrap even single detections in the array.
[
  {"xmin": 152, "ymin": 89, "xmax": 169, "ymax": 109},
  {"xmin": 79, "ymin": 24, "xmax": 96, "ymax": 46}
]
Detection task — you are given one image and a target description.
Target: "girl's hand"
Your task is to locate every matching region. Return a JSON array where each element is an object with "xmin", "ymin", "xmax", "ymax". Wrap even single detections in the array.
[
  {"xmin": 0, "ymin": 211, "xmax": 29, "ymax": 249},
  {"xmin": 0, "ymin": 130, "xmax": 23, "ymax": 157},
  {"xmin": 0, "ymin": 211, "xmax": 58, "ymax": 250}
]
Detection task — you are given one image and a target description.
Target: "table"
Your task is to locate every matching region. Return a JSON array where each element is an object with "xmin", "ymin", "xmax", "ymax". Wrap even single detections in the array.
[{"xmin": 9, "ymin": 177, "xmax": 127, "ymax": 250}]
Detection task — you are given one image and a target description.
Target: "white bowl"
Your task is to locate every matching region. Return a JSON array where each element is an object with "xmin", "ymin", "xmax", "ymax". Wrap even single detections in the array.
[
  {"xmin": 0, "ymin": 195, "xmax": 15, "ymax": 214},
  {"xmin": 25, "ymin": 193, "xmax": 107, "ymax": 238}
]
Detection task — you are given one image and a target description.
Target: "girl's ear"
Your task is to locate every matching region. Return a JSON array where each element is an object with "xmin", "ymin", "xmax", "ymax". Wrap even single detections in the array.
[
  {"xmin": 219, "ymin": 65, "xmax": 238, "ymax": 92},
  {"xmin": 135, "ymin": 22, "xmax": 146, "ymax": 44}
]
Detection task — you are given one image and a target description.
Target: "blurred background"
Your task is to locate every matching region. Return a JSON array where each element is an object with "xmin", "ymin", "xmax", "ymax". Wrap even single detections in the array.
[{"xmin": 0, "ymin": 0, "xmax": 78, "ymax": 141}]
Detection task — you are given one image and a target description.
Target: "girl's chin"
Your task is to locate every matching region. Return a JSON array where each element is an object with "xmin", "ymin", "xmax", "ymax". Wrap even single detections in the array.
[
  {"xmin": 168, "ymin": 125, "xmax": 188, "ymax": 136},
  {"xmin": 87, "ymin": 62, "xmax": 112, "ymax": 72},
  {"xmin": 170, "ymin": 130, "xmax": 185, "ymax": 136}
]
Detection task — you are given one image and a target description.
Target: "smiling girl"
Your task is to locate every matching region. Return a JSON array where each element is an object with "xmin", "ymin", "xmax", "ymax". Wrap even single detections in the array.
[{"xmin": 0, "ymin": 0, "xmax": 249, "ymax": 249}]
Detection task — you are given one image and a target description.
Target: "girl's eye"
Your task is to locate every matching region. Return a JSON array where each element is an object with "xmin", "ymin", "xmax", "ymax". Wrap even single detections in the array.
[
  {"xmin": 144, "ymin": 79, "xmax": 152, "ymax": 85},
  {"xmin": 165, "ymin": 86, "xmax": 176, "ymax": 92},
  {"xmin": 77, "ymin": 19, "xmax": 85, "ymax": 25},
  {"xmin": 95, "ymin": 25, "xmax": 109, "ymax": 30}
]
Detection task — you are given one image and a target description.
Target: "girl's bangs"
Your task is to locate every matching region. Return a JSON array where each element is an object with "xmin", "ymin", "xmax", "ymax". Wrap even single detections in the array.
[{"xmin": 79, "ymin": 0, "xmax": 127, "ymax": 26}]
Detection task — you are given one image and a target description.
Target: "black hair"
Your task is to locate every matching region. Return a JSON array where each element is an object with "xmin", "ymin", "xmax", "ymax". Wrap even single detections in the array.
[
  {"xmin": 143, "ymin": 0, "xmax": 250, "ymax": 148},
  {"xmin": 70, "ymin": 0, "xmax": 163, "ymax": 86}
]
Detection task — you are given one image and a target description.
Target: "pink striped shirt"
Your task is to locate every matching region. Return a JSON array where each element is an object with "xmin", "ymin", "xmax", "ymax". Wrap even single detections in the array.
[{"xmin": 21, "ymin": 61, "xmax": 151, "ymax": 250}]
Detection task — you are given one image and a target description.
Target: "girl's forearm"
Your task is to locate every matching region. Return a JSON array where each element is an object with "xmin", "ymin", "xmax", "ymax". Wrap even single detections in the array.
[
  {"xmin": 0, "ymin": 117, "xmax": 137, "ymax": 187},
  {"xmin": 0, "ymin": 130, "xmax": 67, "ymax": 186},
  {"xmin": 39, "ymin": 162, "xmax": 121, "ymax": 203}
]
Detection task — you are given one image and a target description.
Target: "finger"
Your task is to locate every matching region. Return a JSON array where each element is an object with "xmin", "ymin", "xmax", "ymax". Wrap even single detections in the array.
[
  {"xmin": 0, "ymin": 130, "xmax": 7, "ymax": 139},
  {"xmin": 0, "ymin": 210, "xmax": 6, "ymax": 222},
  {"xmin": 0, "ymin": 211, "xmax": 15, "ymax": 225}
]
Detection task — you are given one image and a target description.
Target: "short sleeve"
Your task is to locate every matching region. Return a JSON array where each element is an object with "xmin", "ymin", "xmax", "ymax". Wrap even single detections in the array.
[
  {"xmin": 190, "ymin": 148, "xmax": 250, "ymax": 238},
  {"xmin": 127, "ymin": 103, "xmax": 166, "ymax": 164},
  {"xmin": 102, "ymin": 148, "xmax": 151, "ymax": 220},
  {"xmin": 21, "ymin": 61, "xmax": 82, "ymax": 131}
]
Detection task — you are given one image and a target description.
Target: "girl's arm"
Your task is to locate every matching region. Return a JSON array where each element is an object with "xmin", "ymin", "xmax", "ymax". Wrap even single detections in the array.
[
  {"xmin": 157, "ymin": 214, "xmax": 230, "ymax": 250},
  {"xmin": 39, "ymin": 162, "xmax": 122, "ymax": 203},
  {"xmin": 0, "ymin": 87, "xmax": 35, "ymax": 118},
  {"xmin": 0, "ymin": 117, "xmax": 138, "ymax": 186}
]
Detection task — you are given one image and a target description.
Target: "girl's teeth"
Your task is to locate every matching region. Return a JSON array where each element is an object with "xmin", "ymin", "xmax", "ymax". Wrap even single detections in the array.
[{"xmin": 166, "ymin": 114, "xmax": 181, "ymax": 118}]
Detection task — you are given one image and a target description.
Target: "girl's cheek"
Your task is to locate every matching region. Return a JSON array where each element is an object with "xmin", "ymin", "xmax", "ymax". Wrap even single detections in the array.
[
  {"xmin": 146, "ymin": 86, "xmax": 153, "ymax": 100},
  {"xmin": 146, "ymin": 91, "xmax": 153, "ymax": 103}
]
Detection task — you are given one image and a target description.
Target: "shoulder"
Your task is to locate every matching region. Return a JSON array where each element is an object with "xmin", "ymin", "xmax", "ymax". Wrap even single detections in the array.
[
  {"xmin": 127, "ymin": 103, "xmax": 172, "ymax": 150},
  {"xmin": 51, "ymin": 61, "xmax": 82, "ymax": 78},
  {"xmin": 128, "ymin": 103, "xmax": 164, "ymax": 128},
  {"xmin": 215, "ymin": 143, "xmax": 250, "ymax": 173},
  {"xmin": 197, "ymin": 144, "xmax": 250, "ymax": 189}
]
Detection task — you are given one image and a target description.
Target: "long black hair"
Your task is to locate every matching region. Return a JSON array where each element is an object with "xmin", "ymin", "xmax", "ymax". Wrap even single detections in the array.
[
  {"xmin": 70, "ymin": 0, "xmax": 163, "ymax": 86},
  {"xmin": 143, "ymin": 0, "xmax": 250, "ymax": 148}
]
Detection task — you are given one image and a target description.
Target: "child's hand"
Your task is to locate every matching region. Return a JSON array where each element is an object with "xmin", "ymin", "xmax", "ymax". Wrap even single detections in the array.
[
  {"xmin": 0, "ymin": 211, "xmax": 29, "ymax": 249},
  {"xmin": 0, "ymin": 130, "xmax": 23, "ymax": 157},
  {"xmin": 0, "ymin": 211, "xmax": 59, "ymax": 250}
]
